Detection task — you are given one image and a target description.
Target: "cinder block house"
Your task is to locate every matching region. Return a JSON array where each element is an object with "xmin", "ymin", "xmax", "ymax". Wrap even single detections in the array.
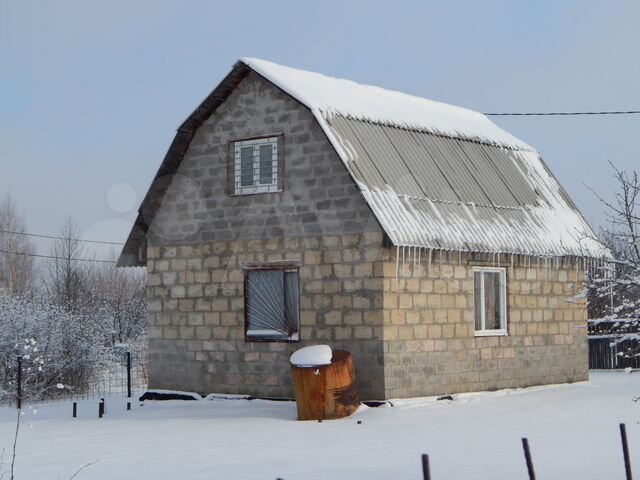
[{"xmin": 119, "ymin": 58, "xmax": 608, "ymax": 400}]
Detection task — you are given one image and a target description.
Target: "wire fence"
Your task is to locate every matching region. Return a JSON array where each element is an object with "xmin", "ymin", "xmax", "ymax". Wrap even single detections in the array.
[{"xmin": 12, "ymin": 343, "xmax": 148, "ymax": 407}]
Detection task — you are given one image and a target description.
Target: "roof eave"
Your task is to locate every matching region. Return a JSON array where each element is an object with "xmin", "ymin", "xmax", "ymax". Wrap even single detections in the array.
[{"xmin": 117, "ymin": 62, "xmax": 252, "ymax": 267}]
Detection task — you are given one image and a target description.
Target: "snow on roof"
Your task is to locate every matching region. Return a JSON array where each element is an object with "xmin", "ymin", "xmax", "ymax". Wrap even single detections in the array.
[
  {"xmin": 241, "ymin": 57, "xmax": 533, "ymax": 151},
  {"xmin": 118, "ymin": 58, "xmax": 608, "ymax": 266},
  {"xmin": 241, "ymin": 58, "xmax": 608, "ymax": 259}
]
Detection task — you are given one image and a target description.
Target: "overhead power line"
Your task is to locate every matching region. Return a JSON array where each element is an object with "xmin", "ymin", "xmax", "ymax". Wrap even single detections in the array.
[
  {"xmin": 484, "ymin": 110, "xmax": 640, "ymax": 117},
  {"xmin": 0, "ymin": 248, "xmax": 116, "ymax": 264},
  {"xmin": 0, "ymin": 229, "xmax": 124, "ymax": 246}
]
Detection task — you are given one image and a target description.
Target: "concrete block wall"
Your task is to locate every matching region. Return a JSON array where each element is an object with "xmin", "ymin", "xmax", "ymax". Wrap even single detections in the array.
[
  {"xmin": 380, "ymin": 249, "xmax": 588, "ymax": 398},
  {"xmin": 146, "ymin": 232, "xmax": 386, "ymax": 399},
  {"xmin": 143, "ymin": 68, "xmax": 590, "ymax": 401},
  {"xmin": 145, "ymin": 71, "xmax": 386, "ymax": 399}
]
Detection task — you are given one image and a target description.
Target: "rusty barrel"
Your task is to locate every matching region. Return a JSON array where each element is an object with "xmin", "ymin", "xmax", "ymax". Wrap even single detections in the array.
[{"xmin": 291, "ymin": 350, "xmax": 359, "ymax": 421}]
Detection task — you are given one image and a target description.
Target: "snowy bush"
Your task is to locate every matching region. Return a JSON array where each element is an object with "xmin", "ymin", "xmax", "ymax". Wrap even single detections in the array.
[{"xmin": 0, "ymin": 293, "xmax": 103, "ymax": 403}]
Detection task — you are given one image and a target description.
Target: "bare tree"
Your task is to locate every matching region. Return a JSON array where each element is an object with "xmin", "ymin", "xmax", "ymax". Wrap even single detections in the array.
[
  {"xmin": 588, "ymin": 164, "xmax": 640, "ymax": 356},
  {"xmin": 85, "ymin": 261, "xmax": 147, "ymax": 347},
  {"xmin": 0, "ymin": 195, "xmax": 35, "ymax": 296},
  {"xmin": 43, "ymin": 217, "xmax": 92, "ymax": 312}
]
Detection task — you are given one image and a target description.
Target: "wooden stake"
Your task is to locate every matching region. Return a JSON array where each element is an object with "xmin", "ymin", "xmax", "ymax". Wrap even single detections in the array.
[
  {"xmin": 620, "ymin": 423, "xmax": 633, "ymax": 480},
  {"xmin": 72, "ymin": 402, "xmax": 77, "ymax": 418},
  {"xmin": 522, "ymin": 438, "xmax": 536, "ymax": 480},
  {"xmin": 421, "ymin": 454, "xmax": 431, "ymax": 480}
]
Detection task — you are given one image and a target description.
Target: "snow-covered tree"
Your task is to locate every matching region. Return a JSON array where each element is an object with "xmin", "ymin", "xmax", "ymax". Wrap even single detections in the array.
[
  {"xmin": 83, "ymin": 262, "xmax": 148, "ymax": 348},
  {"xmin": 0, "ymin": 293, "xmax": 97, "ymax": 402},
  {"xmin": 588, "ymin": 165, "xmax": 640, "ymax": 357}
]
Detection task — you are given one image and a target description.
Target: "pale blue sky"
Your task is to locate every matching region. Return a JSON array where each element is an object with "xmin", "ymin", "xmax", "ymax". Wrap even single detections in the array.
[{"xmin": 1, "ymin": 1, "xmax": 639, "ymax": 256}]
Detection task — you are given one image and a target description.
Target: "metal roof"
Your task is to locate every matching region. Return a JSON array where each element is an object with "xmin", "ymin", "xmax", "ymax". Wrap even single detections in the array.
[
  {"xmin": 323, "ymin": 115, "xmax": 607, "ymax": 258},
  {"xmin": 118, "ymin": 58, "xmax": 608, "ymax": 266}
]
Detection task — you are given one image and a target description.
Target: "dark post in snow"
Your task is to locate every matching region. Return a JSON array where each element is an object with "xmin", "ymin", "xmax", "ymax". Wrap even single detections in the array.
[
  {"xmin": 72, "ymin": 401, "xmax": 77, "ymax": 418},
  {"xmin": 620, "ymin": 423, "xmax": 633, "ymax": 480},
  {"xmin": 421, "ymin": 454, "xmax": 431, "ymax": 480},
  {"xmin": 98, "ymin": 399, "xmax": 104, "ymax": 418},
  {"xmin": 522, "ymin": 438, "xmax": 536, "ymax": 480},
  {"xmin": 16, "ymin": 355, "xmax": 22, "ymax": 410},
  {"xmin": 126, "ymin": 351, "xmax": 132, "ymax": 399}
]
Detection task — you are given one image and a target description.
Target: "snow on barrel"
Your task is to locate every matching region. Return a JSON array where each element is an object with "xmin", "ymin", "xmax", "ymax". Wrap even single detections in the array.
[
  {"xmin": 289, "ymin": 345, "xmax": 332, "ymax": 367},
  {"xmin": 289, "ymin": 345, "xmax": 359, "ymax": 421}
]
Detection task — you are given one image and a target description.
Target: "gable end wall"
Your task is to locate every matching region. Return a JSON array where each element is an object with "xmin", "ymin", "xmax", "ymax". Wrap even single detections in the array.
[{"xmin": 145, "ymin": 72, "xmax": 387, "ymax": 399}]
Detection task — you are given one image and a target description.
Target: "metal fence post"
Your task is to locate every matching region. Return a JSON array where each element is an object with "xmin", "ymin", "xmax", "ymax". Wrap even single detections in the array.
[
  {"xmin": 620, "ymin": 423, "xmax": 633, "ymax": 480},
  {"xmin": 421, "ymin": 454, "xmax": 431, "ymax": 480},
  {"xmin": 522, "ymin": 438, "xmax": 536, "ymax": 480},
  {"xmin": 127, "ymin": 351, "xmax": 132, "ymax": 399},
  {"xmin": 16, "ymin": 355, "xmax": 22, "ymax": 410}
]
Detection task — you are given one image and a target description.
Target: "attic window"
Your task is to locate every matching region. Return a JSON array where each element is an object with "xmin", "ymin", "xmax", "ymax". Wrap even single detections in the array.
[
  {"xmin": 244, "ymin": 266, "xmax": 299, "ymax": 342},
  {"xmin": 474, "ymin": 267, "xmax": 507, "ymax": 336},
  {"xmin": 230, "ymin": 136, "xmax": 283, "ymax": 195}
]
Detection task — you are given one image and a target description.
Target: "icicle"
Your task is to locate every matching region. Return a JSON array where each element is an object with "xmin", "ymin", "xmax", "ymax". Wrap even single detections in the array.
[
  {"xmin": 413, "ymin": 246, "xmax": 417, "ymax": 274},
  {"xmin": 428, "ymin": 249, "xmax": 432, "ymax": 276},
  {"xmin": 439, "ymin": 250, "xmax": 443, "ymax": 277},
  {"xmin": 417, "ymin": 247, "xmax": 421, "ymax": 275},
  {"xmin": 511, "ymin": 253, "xmax": 514, "ymax": 270},
  {"xmin": 402, "ymin": 246, "xmax": 406, "ymax": 278},
  {"xmin": 497, "ymin": 253, "xmax": 501, "ymax": 267},
  {"xmin": 395, "ymin": 245, "xmax": 400, "ymax": 290},
  {"xmin": 458, "ymin": 251, "xmax": 462, "ymax": 267}
]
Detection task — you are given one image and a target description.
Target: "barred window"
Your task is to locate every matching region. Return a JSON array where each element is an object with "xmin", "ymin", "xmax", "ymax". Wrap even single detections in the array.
[{"xmin": 232, "ymin": 136, "xmax": 281, "ymax": 195}]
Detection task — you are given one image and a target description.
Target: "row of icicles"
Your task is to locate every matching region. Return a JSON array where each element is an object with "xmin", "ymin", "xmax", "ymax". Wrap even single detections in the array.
[{"xmin": 393, "ymin": 245, "xmax": 612, "ymax": 284}]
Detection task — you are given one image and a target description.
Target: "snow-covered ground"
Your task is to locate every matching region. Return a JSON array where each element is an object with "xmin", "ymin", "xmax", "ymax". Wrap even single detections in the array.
[{"xmin": 1, "ymin": 371, "xmax": 638, "ymax": 479}]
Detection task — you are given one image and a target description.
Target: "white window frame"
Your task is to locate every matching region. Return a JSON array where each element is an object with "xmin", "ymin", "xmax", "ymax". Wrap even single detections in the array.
[
  {"xmin": 233, "ymin": 136, "xmax": 280, "ymax": 195},
  {"xmin": 473, "ymin": 266, "xmax": 508, "ymax": 337}
]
